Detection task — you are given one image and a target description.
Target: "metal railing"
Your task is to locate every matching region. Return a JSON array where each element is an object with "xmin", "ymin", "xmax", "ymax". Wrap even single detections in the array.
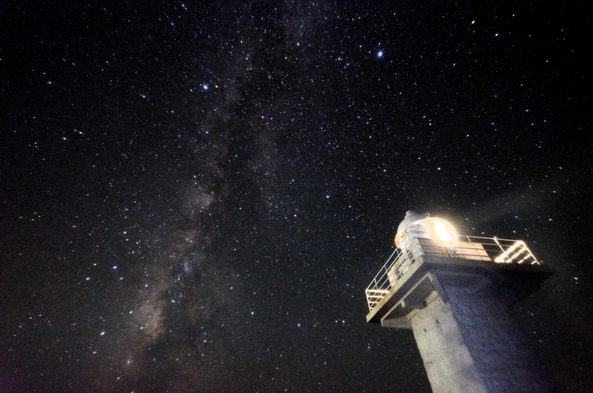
[{"xmin": 365, "ymin": 227, "xmax": 540, "ymax": 312}]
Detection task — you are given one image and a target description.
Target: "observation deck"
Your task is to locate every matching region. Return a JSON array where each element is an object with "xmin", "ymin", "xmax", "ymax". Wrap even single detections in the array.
[{"xmin": 365, "ymin": 224, "xmax": 553, "ymax": 326}]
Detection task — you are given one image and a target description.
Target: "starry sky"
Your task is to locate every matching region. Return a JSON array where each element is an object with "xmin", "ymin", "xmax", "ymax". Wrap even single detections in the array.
[{"xmin": 1, "ymin": 1, "xmax": 592, "ymax": 392}]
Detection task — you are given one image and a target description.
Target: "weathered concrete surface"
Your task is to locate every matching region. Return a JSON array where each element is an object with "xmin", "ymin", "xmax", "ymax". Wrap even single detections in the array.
[
  {"xmin": 409, "ymin": 284, "xmax": 555, "ymax": 393},
  {"xmin": 411, "ymin": 296, "xmax": 488, "ymax": 393}
]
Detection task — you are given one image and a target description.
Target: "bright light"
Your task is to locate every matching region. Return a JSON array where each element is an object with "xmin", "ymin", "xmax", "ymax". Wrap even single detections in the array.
[
  {"xmin": 433, "ymin": 219, "xmax": 452, "ymax": 242},
  {"xmin": 394, "ymin": 211, "xmax": 458, "ymax": 249},
  {"xmin": 428, "ymin": 217, "xmax": 458, "ymax": 247}
]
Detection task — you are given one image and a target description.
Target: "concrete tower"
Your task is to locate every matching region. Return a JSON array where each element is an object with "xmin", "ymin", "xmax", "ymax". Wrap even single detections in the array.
[{"xmin": 365, "ymin": 211, "xmax": 555, "ymax": 393}]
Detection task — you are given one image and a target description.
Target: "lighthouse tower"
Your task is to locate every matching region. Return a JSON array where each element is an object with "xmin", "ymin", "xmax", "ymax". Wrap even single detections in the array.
[{"xmin": 365, "ymin": 211, "xmax": 555, "ymax": 393}]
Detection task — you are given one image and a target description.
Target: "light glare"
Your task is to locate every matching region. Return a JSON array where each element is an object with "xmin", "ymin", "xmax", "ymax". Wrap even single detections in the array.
[{"xmin": 433, "ymin": 219, "xmax": 452, "ymax": 242}]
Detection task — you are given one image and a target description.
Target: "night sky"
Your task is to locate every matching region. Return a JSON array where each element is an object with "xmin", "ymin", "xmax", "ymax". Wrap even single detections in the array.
[{"xmin": 1, "ymin": 1, "xmax": 592, "ymax": 392}]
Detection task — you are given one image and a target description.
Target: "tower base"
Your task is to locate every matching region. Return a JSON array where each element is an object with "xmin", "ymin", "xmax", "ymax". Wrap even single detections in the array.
[{"xmin": 379, "ymin": 258, "xmax": 555, "ymax": 393}]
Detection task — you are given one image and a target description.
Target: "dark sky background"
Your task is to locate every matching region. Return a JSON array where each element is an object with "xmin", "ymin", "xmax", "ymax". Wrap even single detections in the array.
[{"xmin": 1, "ymin": 1, "xmax": 592, "ymax": 392}]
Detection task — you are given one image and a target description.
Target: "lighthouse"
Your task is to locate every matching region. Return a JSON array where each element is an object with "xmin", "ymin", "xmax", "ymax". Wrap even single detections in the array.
[{"xmin": 365, "ymin": 211, "xmax": 555, "ymax": 393}]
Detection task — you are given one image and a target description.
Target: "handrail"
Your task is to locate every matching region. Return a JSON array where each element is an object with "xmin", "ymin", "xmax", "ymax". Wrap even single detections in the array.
[{"xmin": 365, "ymin": 227, "xmax": 540, "ymax": 312}]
